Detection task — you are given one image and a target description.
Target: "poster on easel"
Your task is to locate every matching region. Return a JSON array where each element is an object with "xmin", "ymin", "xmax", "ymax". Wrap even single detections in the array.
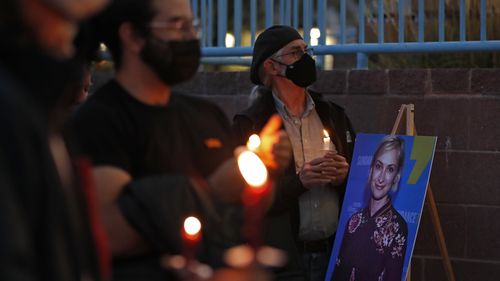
[{"xmin": 325, "ymin": 133, "xmax": 437, "ymax": 281}]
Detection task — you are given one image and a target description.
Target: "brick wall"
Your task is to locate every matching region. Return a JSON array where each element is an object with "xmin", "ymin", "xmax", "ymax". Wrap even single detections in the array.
[{"xmin": 173, "ymin": 69, "xmax": 500, "ymax": 281}]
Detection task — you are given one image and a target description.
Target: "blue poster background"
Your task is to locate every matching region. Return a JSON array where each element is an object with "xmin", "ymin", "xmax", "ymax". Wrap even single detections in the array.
[{"xmin": 325, "ymin": 133, "xmax": 437, "ymax": 281}]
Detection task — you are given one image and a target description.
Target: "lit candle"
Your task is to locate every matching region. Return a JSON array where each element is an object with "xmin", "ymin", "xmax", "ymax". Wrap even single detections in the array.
[
  {"xmin": 237, "ymin": 150, "xmax": 268, "ymax": 189},
  {"xmin": 246, "ymin": 134, "xmax": 261, "ymax": 152},
  {"xmin": 236, "ymin": 134, "xmax": 271, "ymax": 248},
  {"xmin": 237, "ymin": 134, "xmax": 268, "ymax": 191},
  {"xmin": 182, "ymin": 216, "xmax": 202, "ymax": 262},
  {"xmin": 184, "ymin": 216, "xmax": 201, "ymax": 240},
  {"xmin": 323, "ymin": 129, "xmax": 331, "ymax": 151}
]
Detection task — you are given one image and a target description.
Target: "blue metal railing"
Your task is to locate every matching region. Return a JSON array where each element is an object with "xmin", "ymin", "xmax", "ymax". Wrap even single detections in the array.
[{"xmin": 193, "ymin": 0, "xmax": 500, "ymax": 69}]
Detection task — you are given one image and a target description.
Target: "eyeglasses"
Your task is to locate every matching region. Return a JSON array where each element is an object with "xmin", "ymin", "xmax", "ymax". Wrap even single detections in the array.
[
  {"xmin": 273, "ymin": 47, "xmax": 314, "ymax": 60},
  {"xmin": 149, "ymin": 17, "xmax": 201, "ymax": 36}
]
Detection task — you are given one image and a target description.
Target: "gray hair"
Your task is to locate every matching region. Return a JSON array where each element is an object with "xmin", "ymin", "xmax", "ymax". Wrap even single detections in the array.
[
  {"xmin": 257, "ymin": 47, "xmax": 286, "ymax": 88},
  {"xmin": 248, "ymin": 85, "xmax": 261, "ymax": 106}
]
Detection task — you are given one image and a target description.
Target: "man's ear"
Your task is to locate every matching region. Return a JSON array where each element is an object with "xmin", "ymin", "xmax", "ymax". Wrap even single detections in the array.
[
  {"xmin": 118, "ymin": 22, "xmax": 145, "ymax": 54},
  {"xmin": 263, "ymin": 58, "xmax": 281, "ymax": 76}
]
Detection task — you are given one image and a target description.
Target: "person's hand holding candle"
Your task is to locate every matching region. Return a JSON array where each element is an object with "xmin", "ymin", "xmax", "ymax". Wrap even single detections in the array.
[
  {"xmin": 299, "ymin": 129, "xmax": 349, "ymax": 188},
  {"xmin": 203, "ymin": 114, "xmax": 290, "ymax": 203},
  {"xmin": 253, "ymin": 114, "xmax": 292, "ymax": 172}
]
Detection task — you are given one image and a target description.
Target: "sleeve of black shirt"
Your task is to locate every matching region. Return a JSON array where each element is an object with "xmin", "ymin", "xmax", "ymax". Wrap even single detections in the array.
[{"xmin": 70, "ymin": 100, "xmax": 133, "ymax": 173}]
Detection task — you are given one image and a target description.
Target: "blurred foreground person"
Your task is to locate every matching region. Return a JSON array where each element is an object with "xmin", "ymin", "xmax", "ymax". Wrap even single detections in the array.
[
  {"xmin": 69, "ymin": 0, "xmax": 291, "ymax": 280},
  {"xmin": 0, "ymin": 0, "xmax": 109, "ymax": 280}
]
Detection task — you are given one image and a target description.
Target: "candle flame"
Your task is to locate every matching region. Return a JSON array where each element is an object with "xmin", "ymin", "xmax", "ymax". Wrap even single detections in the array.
[
  {"xmin": 323, "ymin": 129, "xmax": 329, "ymax": 138},
  {"xmin": 237, "ymin": 150, "xmax": 268, "ymax": 187},
  {"xmin": 322, "ymin": 129, "xmax": 332, "ymax": 151},
  {"xmin": 184, "ymin": 216, "xmax": 201, "ymax": 236},
  {"xmin": 246, "ymin": 134, "xmax": 261, "ymax": 151}
]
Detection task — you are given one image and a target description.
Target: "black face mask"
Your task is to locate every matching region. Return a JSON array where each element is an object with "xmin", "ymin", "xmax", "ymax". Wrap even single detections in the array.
[
  {"xmin": 140, "ymin": 38, "xmax": 200, "ymax": 86},
  {"xmin": 274, "ymin": 53, "xmax": 317, "ymax": 88}
]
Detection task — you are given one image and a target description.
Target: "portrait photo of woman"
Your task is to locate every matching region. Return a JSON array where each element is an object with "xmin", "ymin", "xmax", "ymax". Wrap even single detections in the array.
[{"xmin": 332, "ymin": 135, "xmax": 408, "ymax": 281}]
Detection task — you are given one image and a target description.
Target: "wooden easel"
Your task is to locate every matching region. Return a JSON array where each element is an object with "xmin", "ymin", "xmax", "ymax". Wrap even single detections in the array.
[{"xmin": 391, "ymin": 104, "xmax": 456, "ymax": 281}]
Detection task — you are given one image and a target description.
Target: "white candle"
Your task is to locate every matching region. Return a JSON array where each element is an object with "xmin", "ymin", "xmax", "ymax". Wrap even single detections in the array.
[{"xmin": 322, "ymin": 129, "xmax": 331, "ymax": 150}]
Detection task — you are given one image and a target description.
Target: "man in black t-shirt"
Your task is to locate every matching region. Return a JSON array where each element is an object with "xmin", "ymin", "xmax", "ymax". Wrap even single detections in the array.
[{"xmin": 70, "ymin": 0, "xmax": 290, "ymax": 280}]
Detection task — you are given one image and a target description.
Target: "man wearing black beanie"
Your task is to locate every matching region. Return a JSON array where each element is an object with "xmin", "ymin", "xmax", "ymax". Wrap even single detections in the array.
[{"xmin": 233, "ymin": 25, "xmax": 356, "ymax": 281}]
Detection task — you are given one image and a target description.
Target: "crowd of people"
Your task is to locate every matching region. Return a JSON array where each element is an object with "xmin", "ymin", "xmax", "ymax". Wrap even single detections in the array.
[{"xmin": 0, "ymin": 0, "xmax": 412, "ymax": 281}]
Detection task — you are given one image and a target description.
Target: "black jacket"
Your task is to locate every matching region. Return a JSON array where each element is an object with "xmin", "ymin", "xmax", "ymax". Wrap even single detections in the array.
[{"xmin": 232, "ymin": 86, "xmax": 356, "ymax": 280}]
